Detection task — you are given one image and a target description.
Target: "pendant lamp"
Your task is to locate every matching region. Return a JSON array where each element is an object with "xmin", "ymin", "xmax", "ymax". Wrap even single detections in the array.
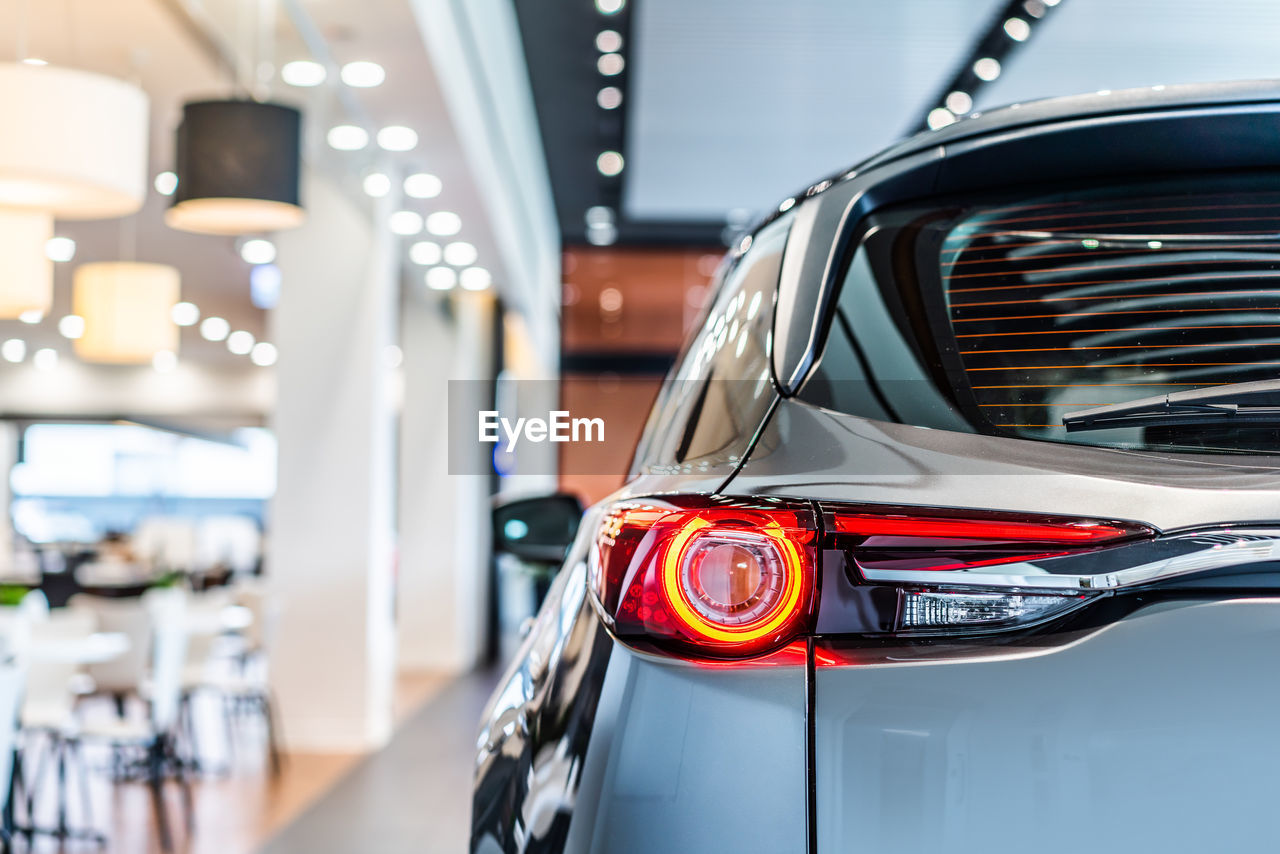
[
  {"xmin": 0, "ymin": 209, "xmax": 53, "ymax": 318},
  {"xmin": 0, "ymin": 63, "xmax": 148, "ymax": 319},
  {"xmin": 0, "ymin": 63, "xmax": 148, "ymax": 218},
  {"xmin": 73, "ymin": 263, "xmax": 180, "ymax": 364},
  {"xmin": 165, "ymin": 100, "xmax": 304, "ymax": 235}
]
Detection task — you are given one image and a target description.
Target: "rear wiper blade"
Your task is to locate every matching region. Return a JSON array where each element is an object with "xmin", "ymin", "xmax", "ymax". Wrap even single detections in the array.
[{"xmin": 1063, "ymin": 378, "xmax": 1280, "ymax": 432}]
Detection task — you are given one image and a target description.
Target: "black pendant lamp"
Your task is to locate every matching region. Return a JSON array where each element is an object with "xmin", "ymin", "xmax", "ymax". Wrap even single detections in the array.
[{"xmin": 165, "ymin": 99, "xmax": 304, "ymax": 235}]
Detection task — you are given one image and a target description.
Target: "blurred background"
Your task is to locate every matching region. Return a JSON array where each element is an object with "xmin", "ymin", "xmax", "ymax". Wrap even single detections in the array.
[{"xmin": 0, "ymin": 0, "xmax": 1277, "ymax": 850}]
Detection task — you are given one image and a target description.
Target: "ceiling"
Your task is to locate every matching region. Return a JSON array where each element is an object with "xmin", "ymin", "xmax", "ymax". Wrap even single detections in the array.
[
  {"xmin": 625, "ymin": 0, "xmax": 1001, "ymax": 222},
  {"xmin": 977, "ymin": 0, "xmax": 1280, "ymax": 108},
  {"xmin": 516, "ymin": 0, "xmax": 1280, "ymax": 247}
]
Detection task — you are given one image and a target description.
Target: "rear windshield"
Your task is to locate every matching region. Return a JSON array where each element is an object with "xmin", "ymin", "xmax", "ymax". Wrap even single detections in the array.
[{"xmin": 802, "ymin": 173, "xmax": 1280, "ymax": 455}]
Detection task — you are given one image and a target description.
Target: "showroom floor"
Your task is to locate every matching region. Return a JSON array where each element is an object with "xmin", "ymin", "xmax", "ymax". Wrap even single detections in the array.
[
  {"xmin": 17, "ymin": 672, "xmax": 451, "ymax": 853},
  {"xmin": 260, "ymin": 670, "xmax": 501, "ymax": 853}
]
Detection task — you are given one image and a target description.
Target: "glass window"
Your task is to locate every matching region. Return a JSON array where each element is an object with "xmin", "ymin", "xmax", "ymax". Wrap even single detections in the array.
[
  {"xmin": 632, "ymin": 212, "xmax": 793, "ymax": 472},
  {"xmin": 803, "ymin": 174, "xmax": 1280, "ymax": 455}
]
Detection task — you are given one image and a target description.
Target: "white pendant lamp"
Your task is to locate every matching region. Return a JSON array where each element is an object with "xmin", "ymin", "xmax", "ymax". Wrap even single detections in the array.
[
  {"xmin": 0, "ymin": 63, "xmax": 148, "ymax": 321},
  {"xmin": 0, "ymin": 208, "xmax": 53, "ymax": 318},
  {"xmin": 73, "ymin": 263, "xmax": 180, "ymax": 364},
  {"xmin": 0, "ymin": 63, "xmax": 148, "ymax": 218}
]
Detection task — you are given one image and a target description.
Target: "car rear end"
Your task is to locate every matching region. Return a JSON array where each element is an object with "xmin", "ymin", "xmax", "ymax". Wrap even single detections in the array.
[
  {"xmin": 474, "ymin": 82, "xmax": 1280, "ymax": 854},
  {"xmin": 743, "ymin": 81, "xmax": 1280, "ymax": 853}
]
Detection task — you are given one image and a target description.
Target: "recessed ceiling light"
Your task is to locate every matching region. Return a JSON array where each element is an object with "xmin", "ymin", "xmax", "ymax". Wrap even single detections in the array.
[
  {"xmin": 597, "ymin": 151, "xmax": 624, "ymax": 176},
  {"xmin": 57, "ymin": 315, "xmax": 85, "ymax": 339},
  {"xmin": 973, "ymin": 57, "xmax": 1002, "ymax": 81},
  {"xmin": 944, "ymin": 91, "xmax": 973, "ymax": 115},
  {"xmin": 597, "ymin": 86, "xmax": 623, "ymax": 110},
  {"xmin": 2, "ymin": 339, "xmax": 26, "ymax": 363},
  {"xmin": 1003, "ymin": 17, "xmax": 1031, "ymax": 41},
  {"xmin": 152, "ymin": 350, "xmax": 177, "ymax": 373},
  {"xmin": 927, "ymin": 108, "xmax": 956, "ymax": 130},
  {"xmin": 596, "ymin": 0, "xmax": 625, "ymax": 14},
  {"xmin": 459, "ymin": 267, "xmax": 492, "ymax": 291},
  {"xmin": 585, "ymin": 205, "xmax": 615, "ymax": 227},
  {"xmin": 443, "ymin": 241, "xmax": 478, "ymax": 267},
  {"xmin": 18, "ymin": 310, "xmax": 42, "ymax": 324},
  {"xmin": 376, "ymin": 126, "xmax": 418, "ymax": 152},
  {"xmin": 227, "ymin": 330, "xmax": 255, "ymax": 355},
  {"xmin": 171, "ymin": 302, "xmax": 200, "ymax": 326},
  {"xmin": 425, "ymin": 267, "xmax": 457, "ymax": 291},
  {"xmin": 404, "ymin": 173, "xmax": 443, "ymax": 199},
  {"xmin": 340, "ymin": 61, "xmax": 385, "ymax": 88},
  {"xmin": 363, "ymin": 173, "xmax": 391, "ymax": 198},
  {"xmin": 426, "ymin": 211, "xmax": 462, "ymax": 236},
  {"xmin": 596, "ymin": 30, "xmax": 623, "ymax": 52},
  {"xmin": 597, "ymin": 53, "xmax": 625, "ymax": 76},
  {"xmin": 390, "ymin": 211, "xmax": 424, "ymax": 236},
  {"xmin": 154, "ymin": 171, "xmax": 178, "ymax": 196},
  {"xmin": 45, "ymin": 236, "xmax": 76, "ymax": 262},
  {"xmin": 240, "ymin": 238, "xmax": 276, "ymax": 265},
  {"xmin": 250, "ymin": 342, "xmax": 278, "ymax": 367},
  {"xmin": 281, "ymin": 60, "xmax": 327, "ymax": 87},
  {"xmin": 587, "ymin": 222, "xmax": 618, "ymax": 246},
  {"xmin": 32, "ymin": 348, "xmax": 57, "ymax": 371},
  {"xmin": 409, "ymin": 241, "xmax": 442, "ymax": 265},
  {"xmin": 200, "ymin": 316, "xmax": 230, "ymax": 342},
  {"xmin": 327, "ymin": 125, "xmax": 369, "ymax": 151}
]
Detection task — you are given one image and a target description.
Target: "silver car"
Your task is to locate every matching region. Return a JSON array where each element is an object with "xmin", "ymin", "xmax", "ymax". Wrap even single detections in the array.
[{"xmin": 473, "ymin": 80, "xmax": 1280, "ymax": 854}]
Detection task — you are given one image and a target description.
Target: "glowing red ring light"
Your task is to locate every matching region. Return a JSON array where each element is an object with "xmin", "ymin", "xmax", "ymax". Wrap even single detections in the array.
[{"xmin": 659, "ymin": 515, "xmax": 808, "ymax": 646}]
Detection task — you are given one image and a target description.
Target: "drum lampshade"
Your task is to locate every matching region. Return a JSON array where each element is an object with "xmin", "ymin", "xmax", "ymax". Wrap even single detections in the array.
[
  {"xmin": 0, "ymin": 208, "xmax": 53, "ymax": 318},
  {"xmin": 73, "ymin": 262, "xmax": 180, "ymax": 364},
  {"xmin": 0, "ymin": 63, "xmax": 148, "ymax": 219},
  {"xmin": 165, "ymin": 100, "xmax": 305, "ymax": 235}
]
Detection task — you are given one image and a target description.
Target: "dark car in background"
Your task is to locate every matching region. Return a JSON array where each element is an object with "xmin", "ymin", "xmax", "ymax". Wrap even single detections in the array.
[{"xmin": 473, "ymin": 81, "xmax": 1280, "ymax": 854}]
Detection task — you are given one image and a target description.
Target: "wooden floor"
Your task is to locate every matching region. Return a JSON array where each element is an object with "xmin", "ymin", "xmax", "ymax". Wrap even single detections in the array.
[{"xmin": 17, "ymin": 671, "xmax": 449, "ymax": 854}]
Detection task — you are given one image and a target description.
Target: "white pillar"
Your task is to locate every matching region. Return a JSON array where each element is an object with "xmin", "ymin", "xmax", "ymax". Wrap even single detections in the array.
[
  {"xmin": 268, "ymin": 174, "xmax": 398, "ymax": 751},
  {"xmin": 396, "ymin": 291, "xmax": 494, "ymax": 671}
]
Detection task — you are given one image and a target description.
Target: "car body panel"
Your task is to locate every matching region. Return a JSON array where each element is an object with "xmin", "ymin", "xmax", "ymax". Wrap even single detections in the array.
[
  {"xmin": 563, "ymin": 643, "xmax": 807, "ymax": 854},
  {"xmin": 729, "ymin": 398, "xmax": 1280, "ymax": 531},
  {"xmin": 814, "ymin": 598, "xmax": 1280, "ymax": 854}
]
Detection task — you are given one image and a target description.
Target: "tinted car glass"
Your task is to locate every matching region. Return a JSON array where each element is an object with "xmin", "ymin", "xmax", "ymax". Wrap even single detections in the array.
[
  {"xmin": 803, "ymin": 174, "xmax": 1280, "ymax": 454},
  {"xmin": 632, "ymin": 212, "xmax": 794, "ymax": 473}
]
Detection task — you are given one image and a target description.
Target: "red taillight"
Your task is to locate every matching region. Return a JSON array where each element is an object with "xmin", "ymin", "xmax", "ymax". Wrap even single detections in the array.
[
  {"xmin": 826, "ymin": 506, "xmax": 1148, "ymax": 575},
  {"xmin": 828, "ymin": 513, "xmax": 1134, "ymax": 543},
  {"xmin": 591, "ymin": 500, "xmax": 816, "ymax": 658},
  {"xmin": 591, "ymin": 497, "xmax": 1155, "ymax": 656}
]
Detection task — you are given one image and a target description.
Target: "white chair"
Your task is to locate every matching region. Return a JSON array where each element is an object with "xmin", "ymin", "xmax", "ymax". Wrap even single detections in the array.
[
  {"xmin": 80, "ymin": 588, "xmax": 191, "ymax": 852},
  {"xmin": 16, "ymin": 591, "xmax": 48, "ymax": 623},
  {"xmin": 18, "ymin": 608, "xmax": 101, "ymax": 845},
  {"xmin": 223, "ymin": 581, "xmax": 282, "ymax": 775},
  {"xmin": 67, "ymin": 595, "xmax": 152, "ymax": 716},
  {"xmin": 0, "ymin": 658, "xmax": 26, "ymax": 851}
]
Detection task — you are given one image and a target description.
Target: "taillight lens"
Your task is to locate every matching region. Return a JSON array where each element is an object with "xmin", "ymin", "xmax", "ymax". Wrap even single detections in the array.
[
  {"xmin": 826, "ymin": 505, "xmax": 1152, "ymax": 635},
  {"xmin": 591, "ymin": 499, "xmax": 816, "ymax": 658},
  {"xmin": 829, "ymin": 506, "xmax": 1145, "ymax": 575}
]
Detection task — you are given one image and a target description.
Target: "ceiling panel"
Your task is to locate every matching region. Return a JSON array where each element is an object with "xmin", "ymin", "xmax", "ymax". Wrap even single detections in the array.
[
  {"xmin": 978, "ymin": 0, "xmax": 1280, "ymax": 110},
  {"xmin": 625, "ymin": 0, "xmax": 1003, "ymax": 221}
]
